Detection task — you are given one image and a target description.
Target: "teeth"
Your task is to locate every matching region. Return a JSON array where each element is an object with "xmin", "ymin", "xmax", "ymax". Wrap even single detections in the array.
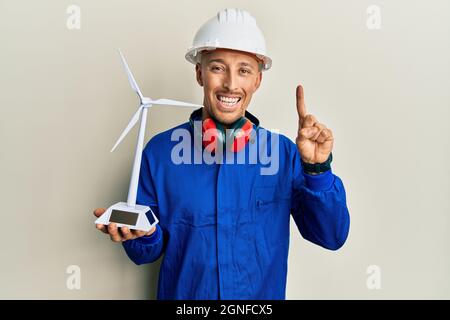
[{"xmin": 217, "ymin": 95, "xmax": 240, "ymax": 106}]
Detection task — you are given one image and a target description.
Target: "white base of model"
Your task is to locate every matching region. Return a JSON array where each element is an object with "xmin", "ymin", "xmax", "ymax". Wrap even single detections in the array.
[{"xmin": 95, "ymin": 202, "xmax": 158, "ymax": 232}]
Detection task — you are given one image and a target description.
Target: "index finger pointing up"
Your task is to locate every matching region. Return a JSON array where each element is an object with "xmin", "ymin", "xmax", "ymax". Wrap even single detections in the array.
[{"xmin": 296, "ymin": 85, "xmax": 307, "ymax": 119}]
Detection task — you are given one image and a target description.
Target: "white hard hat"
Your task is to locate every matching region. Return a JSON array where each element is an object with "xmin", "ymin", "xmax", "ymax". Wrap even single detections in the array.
[{"xmin": 185, "ymin": 8, "xmax": 272, "ymax": 71}]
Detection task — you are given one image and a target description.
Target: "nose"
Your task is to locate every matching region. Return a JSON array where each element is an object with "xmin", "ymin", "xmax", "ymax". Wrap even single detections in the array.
[{"xmin": 223, "ymin": 70, "xmax": 238, "ymax": 91}]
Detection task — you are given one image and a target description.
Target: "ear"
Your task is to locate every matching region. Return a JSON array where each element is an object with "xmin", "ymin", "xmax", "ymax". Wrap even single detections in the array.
[
  {"xmin": 195, "ymin": 63, "xmax": 203, "ymax": 87},
  {"xmin": 254, "ymin": 71, "xmax": 262, "ymax": 91}
]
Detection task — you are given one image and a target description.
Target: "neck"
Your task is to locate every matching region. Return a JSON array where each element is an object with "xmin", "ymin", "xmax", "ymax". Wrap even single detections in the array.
[{"xmin": 202, "ymin": 107, "xmax": 234, "ymax": 129}]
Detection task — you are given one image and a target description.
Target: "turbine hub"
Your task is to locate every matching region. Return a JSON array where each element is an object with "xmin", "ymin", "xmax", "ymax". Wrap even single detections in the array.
[{"xmin": 141, "ymin": 97, "xmax": 152, "ymax": 105}]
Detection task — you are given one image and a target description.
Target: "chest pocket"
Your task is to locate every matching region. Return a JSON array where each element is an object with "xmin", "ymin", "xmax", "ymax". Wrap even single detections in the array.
[
  {"xmin": 252, "ymin": 185, "xmax": 291, "ymax": 249},
  {"xmin": 254, "ymin": 185, "xmax": 291, "ymax": 214}
]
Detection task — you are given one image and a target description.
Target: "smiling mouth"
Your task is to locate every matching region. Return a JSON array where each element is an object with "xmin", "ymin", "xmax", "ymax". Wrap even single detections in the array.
[{"xmin": 216, "ymin": 95, "xmax": 242, "ymax": 108}]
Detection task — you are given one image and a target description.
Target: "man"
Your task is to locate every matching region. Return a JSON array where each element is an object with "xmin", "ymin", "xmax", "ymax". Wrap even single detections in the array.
[{"xmin": 93, "ymin": 8, "xmax": 350, "ymax": 299}]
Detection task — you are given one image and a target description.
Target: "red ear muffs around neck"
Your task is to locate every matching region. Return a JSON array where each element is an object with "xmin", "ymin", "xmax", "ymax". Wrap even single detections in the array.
[
  {"xmin": 201, "ymin": 117, "xmax": 253, "ymax": 153},
  {"xmin": 202, "ymin": 118, "xmax": 221, "ymax": 153},
  {"xmin": 231, "ymin": 119, "xmax": 253, "ymax": 152}
]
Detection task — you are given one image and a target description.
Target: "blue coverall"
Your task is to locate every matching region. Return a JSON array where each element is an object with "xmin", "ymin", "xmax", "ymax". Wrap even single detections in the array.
[{"xmin": 122, "ymin": 114, "xmax": 350, "ymax": 299}]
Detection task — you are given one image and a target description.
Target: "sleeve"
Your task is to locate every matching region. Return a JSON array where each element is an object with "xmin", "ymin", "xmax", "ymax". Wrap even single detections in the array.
[
  {"xmin": 290, "ymin": 145, "xmax": 350, "ymax": 251},
  {"xmin": 122, "ymin": 146, "xmax": 166, "ymax": 264}
]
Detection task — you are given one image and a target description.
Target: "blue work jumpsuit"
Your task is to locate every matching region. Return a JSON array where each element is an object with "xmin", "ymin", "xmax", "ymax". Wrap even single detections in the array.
[{"xmin": 122, "ymin": 116, "xmax": 350, "ymax": 299}]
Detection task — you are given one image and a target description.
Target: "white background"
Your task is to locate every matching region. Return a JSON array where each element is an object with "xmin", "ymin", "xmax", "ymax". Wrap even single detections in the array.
[{"xmin": 0, "ymin": 0, "xmax": 449, "ymax": 299}]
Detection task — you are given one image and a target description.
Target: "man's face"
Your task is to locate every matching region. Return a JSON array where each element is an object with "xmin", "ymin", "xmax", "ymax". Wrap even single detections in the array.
[{"xmin": 195, "ymin": 49, "xmax": 262, "ymax": 126}]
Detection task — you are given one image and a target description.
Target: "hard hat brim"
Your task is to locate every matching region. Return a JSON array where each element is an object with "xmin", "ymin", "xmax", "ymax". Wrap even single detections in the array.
[{"xmin": 185, "ymin": 46, "xmax": 272, "ymax": 71}]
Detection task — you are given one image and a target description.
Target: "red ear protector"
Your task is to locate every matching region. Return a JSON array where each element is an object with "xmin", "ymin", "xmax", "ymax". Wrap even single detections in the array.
[
  {"xmin": 202, "ymin": 117, "xmax": 253, "ymax": 153},
  {"xmin": 189, "ymin": 108, "xmax": 259, "ymax": 153}
]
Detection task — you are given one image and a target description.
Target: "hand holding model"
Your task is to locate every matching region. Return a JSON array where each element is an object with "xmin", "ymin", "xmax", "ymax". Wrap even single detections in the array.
[{"xmin": 93, "ymin": 208, "xmax": 156, "ymax": 242}]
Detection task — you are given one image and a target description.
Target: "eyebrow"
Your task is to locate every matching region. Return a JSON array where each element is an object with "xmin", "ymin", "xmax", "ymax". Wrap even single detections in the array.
[{"xmin": 207, "ymin": 59, "xmax": 256, "ymax": 70}]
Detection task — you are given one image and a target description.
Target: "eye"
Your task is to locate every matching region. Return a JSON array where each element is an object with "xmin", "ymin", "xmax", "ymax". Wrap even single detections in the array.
[
  {"xmin": 240, "ymin": 68, "xmax": 251, "ymax": 75},
  {"xmin": 211, "ymin": 65, "xmax": 224, "ymax": 72}
]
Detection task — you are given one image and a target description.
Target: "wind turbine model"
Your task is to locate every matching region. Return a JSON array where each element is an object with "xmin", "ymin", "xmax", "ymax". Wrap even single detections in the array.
[{"xmin": 95, "ymin": 50, "xmax": 203, "ymax": 232}]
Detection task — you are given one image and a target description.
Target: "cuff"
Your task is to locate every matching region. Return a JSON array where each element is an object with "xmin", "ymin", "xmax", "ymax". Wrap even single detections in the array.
[
  {"xmin": 134, "ymin": 224, "xmax": 162, "ymax": 245},
  {"xmin": 303, "ymin": 169, "xmax": 334, "ymax": 191}
]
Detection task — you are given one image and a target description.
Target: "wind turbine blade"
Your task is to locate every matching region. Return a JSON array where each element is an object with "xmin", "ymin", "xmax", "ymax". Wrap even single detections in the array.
[
  {"xmin": 149, "ymin": 98, "xmax": 203, "ymax": 108},
  {"xmin": 110, "ymin": 105, "xmax": 144, "ymax": 152},
  {"xmin": 118, "ymin": 49, "xmax": 144, "ymax": 100}
]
